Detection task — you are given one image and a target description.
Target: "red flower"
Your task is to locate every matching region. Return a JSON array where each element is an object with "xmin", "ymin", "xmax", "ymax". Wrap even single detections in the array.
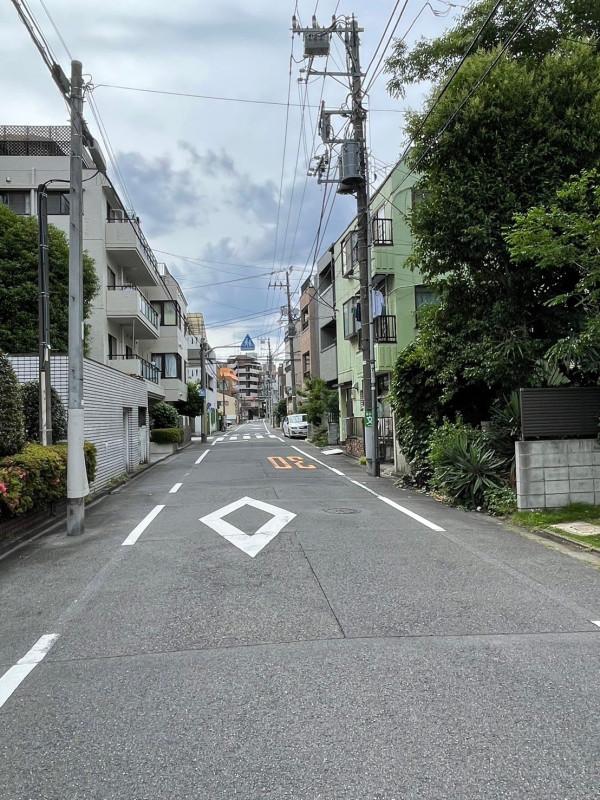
[{"xmin": 0, "ymin": 482, "xmax": 7, "ymax": 495}]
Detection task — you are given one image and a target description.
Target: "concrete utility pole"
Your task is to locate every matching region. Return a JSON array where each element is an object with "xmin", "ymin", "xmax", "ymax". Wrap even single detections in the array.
[
  {"xmin": 270, "ymin": 270, "xmax": 297, "ymax": 413},
  {"xmin": 200, "ymin": 337, "xmax": 207, "ymax": 442},
  {"xmin": 267, "ymin": 337, "xmax": 273, "ymax": 425},
  {"xmin": 293, "ymin": 14, "xmax": 379, "ymax": 475},
  {"xmin": 66, "ymin": 60, "xmax": 89, "ymax": 536},
  {"xmin": 348, "ymin": 18, "xmax": 379, "ymax": 477},
  {"xmin": 37, "ymin": 184, "xmax": 53, "ymax": 445}
]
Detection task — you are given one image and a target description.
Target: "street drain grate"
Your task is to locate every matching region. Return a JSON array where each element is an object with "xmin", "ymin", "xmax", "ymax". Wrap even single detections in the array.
[{"xmin": 324, "ymin": 507, "xmax": 360, "ymax": 515}]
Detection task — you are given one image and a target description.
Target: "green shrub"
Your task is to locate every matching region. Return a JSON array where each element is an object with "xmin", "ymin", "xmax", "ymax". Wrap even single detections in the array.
[
  {"xmin": 429, "ymin": 420, "xmax": 506, "ymax": 508},
  {"xmin": 0, "ymin": 352, "xmax": 24, "ymax": 456},
  {"xmin": 150, "ymin": 401, "xmax": 179, "ymax": 429},
  {"xmin": 310, "ymin": 428, "xmax": 328, "ymax": 447},
  {"xmin": 395, "ymin": 415, "xmax": 434, "ymax": 488},
  {"xmin": 484, "ymin": 485, "xmax": 517, "ymax": 516},
  {"xmin": 20, "ymin": 381, "xmax": 67, "ymax": 442},
  {"xmin": 150, "ymin": 427, "xmax": 183, "ymax": 444},
  {"xmin": 0, "ymin": 440, "xmax": 97, "ymax": 518}
]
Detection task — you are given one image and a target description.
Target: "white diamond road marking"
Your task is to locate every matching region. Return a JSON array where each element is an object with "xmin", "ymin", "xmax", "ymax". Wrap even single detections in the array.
[{"xmin": 199, "ymin": 496, "xmax": 296, "ymax": 558}]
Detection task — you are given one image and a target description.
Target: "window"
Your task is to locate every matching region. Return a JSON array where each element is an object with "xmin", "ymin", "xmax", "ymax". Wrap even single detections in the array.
[
  {"xmin": 151, "ymin": 353, "xmax": 182, "ymax": 380},
  {"xmin": 341, "ymin": 231, "xmax": 358, "ymax": 276},
  {"xmin": 301, "ymin": 307, "xmax": 309, "ymax": 330},
  {"xmin": 320, "ymin": 321, "xmax": 336, "ymax": 350},
  {"xmin": 415, "ymin": 285, "xmax": 438, "ymax": 310},
  {"xmin": 151, "ymin": 300, "xmax": 181, "ymax": 327},
  {"xmin": 125, "ymin": 344, "xmax": 133, "ymax": 358},
  {"xmin": 108, "ymin": 334, "xmax": 118, "ymax": 358},
  {"xmin": 411, "ymin": 186, "xmax": 428, "ymax": 208},
  {"xmin": 302, "ymin": 352, "xmax": 311, "ymax": 377},
  {"xmin": 372, "ymin": 204, "xmax": 393, "ymax": 246},
  {"xmin": 107, "ymin": 267, "xmax": 116, "ymax": 288},
  {"xmin": 0, "ymin": 190, "xmax": 30, "ymax": 215},
  {"xmin": 46, "ymin": 191, "xmax": 70, "ymax": 215},
  {"xmin": 343, "ymin": 296, "xmax": 361, "ymax": 339}
]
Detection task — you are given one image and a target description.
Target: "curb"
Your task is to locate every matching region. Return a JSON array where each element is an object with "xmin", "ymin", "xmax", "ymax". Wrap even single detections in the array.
[{"xmin": 526, "ymin": 525, "xmax": 600, "ymax": 555}]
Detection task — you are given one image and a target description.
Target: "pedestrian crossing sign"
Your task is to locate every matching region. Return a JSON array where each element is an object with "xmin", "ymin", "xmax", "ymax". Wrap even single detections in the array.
[{"xmin": 241, "ymin": 334, "xmax": 255, "ymax": 351}]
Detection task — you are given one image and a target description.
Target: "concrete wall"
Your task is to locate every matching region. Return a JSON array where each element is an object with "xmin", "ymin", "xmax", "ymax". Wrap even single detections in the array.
[
  {"xmin": 515, "ymin": 439, "xmax": 600, "ymax": 509},
  {"xmin": 9, "ymin": 354, "xmax": 149, "ymax": 493}
]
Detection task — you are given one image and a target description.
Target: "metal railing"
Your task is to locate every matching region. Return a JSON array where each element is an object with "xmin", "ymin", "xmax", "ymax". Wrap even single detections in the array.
[
  {"xmin": 107, "ymin": 285, "xmax": 159, "ymax": 328},
  {"xmin": 372, "ymin": 217, "xmax": 393, "ymax": 246},
  {"xmin": 106, "ymin": 214, "xmax": 160, "ymax": 278},
  {"xmin": 109, "ymin": 354, "xmax": 160, "ymax": 384},
  {"xmin": 345, "ymin": 416, "xmax": 364, "ymax": 439},
  {"xmin": 378, "ymin": 416, "xmax": 394, "ymax": 463},
  {"xmin": 374, "ymin": 314, "xmax": 396, "ymax": 343}
]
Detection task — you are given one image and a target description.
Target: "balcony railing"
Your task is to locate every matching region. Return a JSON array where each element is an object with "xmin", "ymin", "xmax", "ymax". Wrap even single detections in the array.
[
  {"xmin": 106, "ymin": 214, "xmax": 160, "ymax": 279},
  {"xmin": 374, "ymin": 314, "xmax": 397, "ymax": 344},
  {"xmin": 107, "ymin": 285, "xmax": 159, "ymax": 328},
  {"xmin": 372, "ymin": 217, "xmax": 393, "ymax": 246},
  {"xmin": 109, "ymin": 354, "xmax": 160, "ymax": 384}
]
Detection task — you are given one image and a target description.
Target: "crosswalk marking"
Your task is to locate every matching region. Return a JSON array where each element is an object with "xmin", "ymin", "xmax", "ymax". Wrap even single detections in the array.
[{"xmin": 215, "ymin": 434, "xmax": 277, "ymax": 444}]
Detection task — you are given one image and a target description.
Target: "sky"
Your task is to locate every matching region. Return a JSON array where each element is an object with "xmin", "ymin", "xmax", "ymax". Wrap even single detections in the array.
[{"xmin": 0, "ymin": 0, "xmax": 463, "ymax": 361}]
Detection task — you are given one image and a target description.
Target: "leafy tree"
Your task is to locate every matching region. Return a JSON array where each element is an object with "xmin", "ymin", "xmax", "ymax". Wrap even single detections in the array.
[
  {"xmin": 0, "ymin": 352, "xmax": 24, "ymax": 456},
  {"xmin": 0, "ymin": 205, "xmax": 98, "ymax": 353},
  {"xmin": 506, "ymin": 169, "xmax": 600, "ymax": 379},
  {"xmin": 386, "ymin": 21, "xmax": 600, "ymax": 420},
  {"xmin": 174, "ymin": 382, "xmax": 203, "ymax": 418},
  {"xmin": 20, "ymin": 381, "xmax": 68, "ymax": 442},
  {"xmin": 298, "ymin": 377, "xmax": 338, "ymax": 426},
  {"xmin": 149, "ymin": 401, "xmax": 179, "ymax": 429},
  {"xmin": 275, "ymin": 398, "xmax": 287, "ymax": 423}
]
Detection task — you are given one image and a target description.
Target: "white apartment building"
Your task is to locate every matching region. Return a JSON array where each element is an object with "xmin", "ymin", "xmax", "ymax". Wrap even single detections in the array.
[
  {"xmin": 227, "ymin": 353, "xmax": 262, "ymax": 420},
  {"xmin": 0, "ymin": 124, "xmax": 188, "ymax": 405}
]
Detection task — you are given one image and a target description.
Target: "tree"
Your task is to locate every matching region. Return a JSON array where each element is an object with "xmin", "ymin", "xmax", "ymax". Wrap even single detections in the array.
[
  {"xmin": 0, "ymin": 352, "xmax": 24, "ymax": 456},
  {"xmin": 149, "ymin": 401, "xmax": 179, "ymax": 429},
  {"xmin": 506, "ymin": 169, "xmax": 600, "ymax": 379},
  {"xmin": 384, "ymin": 20, "xmax": 600, "ymax": 420},
  {"xmin": 20, "ymin": 381, "xmax": 68, "ymax": 442},
  {"xmin": 298, "ymin": 378, "xmax": 338, "ymax": 427},
  {"xmin": 174, "ymin": 382, "xmax": 203, "ymax": 418},
  {"xmin": 0, "ymin": 205, "xmax": 99, "ymax": 353}
]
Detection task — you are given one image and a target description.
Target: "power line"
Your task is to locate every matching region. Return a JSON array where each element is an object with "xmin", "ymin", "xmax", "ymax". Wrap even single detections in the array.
[
  {"xmin": 363, "ymin": 0, "xmax": 409, "ymax": 86},
  {"xmin": 38, "ymin": 0, "xmax": 72, "ymax": 60}
]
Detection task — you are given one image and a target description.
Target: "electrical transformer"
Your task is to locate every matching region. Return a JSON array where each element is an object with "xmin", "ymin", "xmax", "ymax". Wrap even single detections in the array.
[
  {"xmin": 337, "ymin": 140, "xmax": 362, "ymax": 193},
  {"xmin": 303, "ymin": 30, "xmax": 330, "ymax": 57}
]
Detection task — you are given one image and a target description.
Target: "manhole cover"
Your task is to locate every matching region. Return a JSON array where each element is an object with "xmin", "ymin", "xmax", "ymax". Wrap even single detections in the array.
[{"xmin": 324, "ymin": 507, "xmax": 360, "ymax": 515}]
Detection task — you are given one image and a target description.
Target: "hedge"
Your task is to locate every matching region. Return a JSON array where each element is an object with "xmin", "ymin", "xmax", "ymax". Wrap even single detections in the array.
[
  {"xmin": 0, "ymin": 441, "xmax": 97, "ymax": 518},
  {"xmin": 150, "ymin": 427, "xmax": 183, "ymax": 444}
]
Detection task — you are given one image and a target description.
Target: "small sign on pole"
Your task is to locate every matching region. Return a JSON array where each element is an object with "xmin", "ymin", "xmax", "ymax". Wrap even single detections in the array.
[
  {"xmin": 241, "ymin": 334, "xmax": 255, "ymax": 351},
  {"xmin": 365, "ymin": 410, "xmax": 373, "ymax": 427}
]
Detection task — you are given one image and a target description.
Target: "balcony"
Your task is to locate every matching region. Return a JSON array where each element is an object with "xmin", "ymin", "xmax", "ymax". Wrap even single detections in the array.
[
  {"xmin": 106, "ymin": 286, "xmax": 159, "ymax": 339},
  {"xmin": 374, "ymin": 314, "xmax": 396, "ymax": 344},
  {"xmin": 372, "ymin": 217, "xmax": 393, "ymax": 246},
  {"xmin": 105, "ymin": 217, "xmax": 160, "ymax": 286},
  {"xmin": 109, "ymin": 355, "xmax": 164, "ymax": 395}
]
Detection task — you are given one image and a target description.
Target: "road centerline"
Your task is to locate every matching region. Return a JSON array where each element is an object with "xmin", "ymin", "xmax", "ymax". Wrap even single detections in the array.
[
  {"xmin": 121, "ymin": 505, "xmax": 166, "ymax": 546},
  {"xmin": 195, "ymin": 451, "xmax": 209, "ymax": 464},
  {"xmin": 169, "ymin": 483, "xmax": 182, "ymax": 494},
  {"xmin": 0, "ymin": 634, "xmax": 59, "ymax": 710}
]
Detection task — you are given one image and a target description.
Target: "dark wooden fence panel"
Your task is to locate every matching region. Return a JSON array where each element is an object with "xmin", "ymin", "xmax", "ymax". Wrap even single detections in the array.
[{"xmin": 520, "ymin": 387, "xmax": 600, "ymax": 439}]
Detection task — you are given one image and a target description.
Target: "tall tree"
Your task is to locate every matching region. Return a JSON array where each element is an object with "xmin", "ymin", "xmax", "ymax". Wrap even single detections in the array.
[{"xmin": 0, "ymin": 205, "xmax": 98, "ymax": 353}]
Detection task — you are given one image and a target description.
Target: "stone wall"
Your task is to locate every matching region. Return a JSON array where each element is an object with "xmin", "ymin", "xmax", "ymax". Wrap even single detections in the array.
[{"xmin": 515, "ymin": 439, "xmax": 600, "ymax": 510}]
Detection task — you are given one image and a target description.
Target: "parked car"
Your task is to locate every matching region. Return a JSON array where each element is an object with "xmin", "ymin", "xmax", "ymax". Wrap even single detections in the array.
[{"xmin": 282, "ymin": 413, "xmax": 308, "ymax": 438}]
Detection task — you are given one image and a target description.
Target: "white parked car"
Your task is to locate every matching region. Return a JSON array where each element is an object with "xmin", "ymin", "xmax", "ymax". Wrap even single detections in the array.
[{"xmin": 282, "ymin": 413, "xmax": 308, "ymax": 439}]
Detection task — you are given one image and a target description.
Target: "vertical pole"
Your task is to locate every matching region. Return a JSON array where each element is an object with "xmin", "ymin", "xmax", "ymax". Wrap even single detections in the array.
[
  {"xmin": 267, "ymin": 337, "xmax": 273, "ymax": 425},
  {"xmin": 37, "ymin": 184, "xmax": 53, "ymax": 445},
  {"xmin": 286, "ymin": 270, "xmax": 297, "ymax": 413},
  {"xmin": 348, "ymin": 19, "xmax": 378, "ymax": 476},
  {"xmin": 67, "ymin": 60, "xmax": 88, "ymax": 536},
  {"xmin": 200, "ymin": 337, "xmax": 207, "ymax": 442}
]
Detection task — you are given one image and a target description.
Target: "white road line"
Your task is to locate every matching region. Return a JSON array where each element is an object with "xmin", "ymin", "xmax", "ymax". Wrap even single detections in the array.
[
  {"xmin": 377, "ymin": 495, "xmax": 445, "ymax": 532},
  {"xmin": 263, "ymin": 420, "xmax": 269, "ymax": 433},
  {"xmin": 195, "ymin": 451, "xmax": 209, "ymax": 464},
  {"xmin": 291, "ymin": 446, "xmax": 346, "ymax": 476},
  {"xmin": 121, "ymin": 505, "xmax": 165, "ymax": 546},
  {"xmin": 256, "ymin": 434, "xmax": 263, "ymax": 439},
  {"xmin": 229, "ymin": 436, "xmax": 238, "ymax": 441},
  {"xmin": 591, "ymin": 620, "xmax": 600, "ymax": 629},
  {"xmin": 169, "ymin": 483, "xmax": 182, "ymax": 494},
  {"xmin": 211, "ymin": 437, "xmax": 224, "ymax": 447},
  {"xmin": 243, "ymin": 435, "xmax": 250, "ymax": 440},
  {"xmin": 0, "ymin": 634, "xmax": 59, "ymax": 710},
  {"xmin": 349, "ymin": 479, "xmax": 379, "ymax": 496},
  {"xmin": 268, "ymin": 434, "xmax": 277, "ymax": 438}
]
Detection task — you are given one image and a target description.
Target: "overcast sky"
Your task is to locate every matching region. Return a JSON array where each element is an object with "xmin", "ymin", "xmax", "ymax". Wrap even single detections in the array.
[{"xmin": 0, "ymin": 0, "xmax": 461, "ymax": 360}]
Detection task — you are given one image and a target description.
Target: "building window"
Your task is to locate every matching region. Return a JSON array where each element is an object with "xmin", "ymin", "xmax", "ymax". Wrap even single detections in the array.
[
  {"xmin": 411, "ymin": 186, "xmax": 428, "ymax": 208},
  {"xmin": 151, "ymin": 300, "xmax": 182, "ymax": 327},
  {"xmin": 343, "ymin": 296, "xmax": 361, "ymax": 339},
  {"xmin": 46, "ymin": 191, "xmax": 70, "ymax": 215},
  {"xmin": 372, "ymin": 204, "xmax": 393, "ymax": 246},
  {"xmin": 415, "ymin": 285, "xmax": 438, "ymax": 310},
  {"xmin": 0, "ymin": 190, "xmax": 30, "ymax": 215},
  {"xmin": 151, "ymin": 352, "xmax": 182, "ymax": 379},
  {"xmin": 108, "ymin": 334, "xmax": 118, "ymax": 358},
  {"xmin": 301, "ymin": 307, "xmax": 309, "ymax": 330},
  {"xmin": 107, "ymin": 267, "xmax": 116, "ymax": 288},
  {"xmin": 302, "ymin": 352, "xmax": 311, "ymax": 378},
  {"xmin": 125, "ymin": 344, "xmax": 133, "ymax": 358},
  {"xmin": 341, "ymin": 230, "xmax": 358, "ymax": 277}
]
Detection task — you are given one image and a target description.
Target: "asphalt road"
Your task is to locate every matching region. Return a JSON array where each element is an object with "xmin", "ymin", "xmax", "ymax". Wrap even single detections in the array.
[{"xmin": 1, "ymin": 420, "xmax": 599, "ymax": 799}]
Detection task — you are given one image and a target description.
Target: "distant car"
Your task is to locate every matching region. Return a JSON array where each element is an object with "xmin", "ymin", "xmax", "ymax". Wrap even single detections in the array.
[{"xmin": 282, "ymin": 414, "xmax": 308, "ymax": 438}]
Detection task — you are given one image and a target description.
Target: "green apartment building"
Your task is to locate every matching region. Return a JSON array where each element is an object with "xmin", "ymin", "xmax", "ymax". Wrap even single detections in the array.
[{"xmin": 330, "ymin": 160, "xmax": 431, "ymax": 459}]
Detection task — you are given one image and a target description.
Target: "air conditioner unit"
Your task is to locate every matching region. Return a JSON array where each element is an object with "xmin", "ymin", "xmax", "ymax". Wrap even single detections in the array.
[{"xmin": 110, "ymin": 209, "xmax": 125, "ymax": 221}]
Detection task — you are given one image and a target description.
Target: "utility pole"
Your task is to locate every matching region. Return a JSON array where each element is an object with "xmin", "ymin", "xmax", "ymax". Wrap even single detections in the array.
[
  {"xmin": 37, "ymin": 184, "xmax": 53, "ymax": 445},
  {"xmin": 270, "ymin": 270, "xmax": 297, "ymax": 413},
  {"xmin": 66, "ymin": 60, "xmax": 89, "ymax": 536},
  {"xmin": 200, "ymin": 337, "xmax": 207, "ymax": 442},
  {"xmin": 267, "ymin": 337, "xmax": 273, "ymax": 425},
  {"xmin": 293, "ymin": 14, "xmax": 379, "ymax": 476}
]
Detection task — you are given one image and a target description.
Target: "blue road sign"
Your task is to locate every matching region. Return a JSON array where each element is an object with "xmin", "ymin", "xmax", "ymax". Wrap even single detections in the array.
[{"xmin": 241, "ymin": 334, "xmax": 255, "ymax": 351}]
